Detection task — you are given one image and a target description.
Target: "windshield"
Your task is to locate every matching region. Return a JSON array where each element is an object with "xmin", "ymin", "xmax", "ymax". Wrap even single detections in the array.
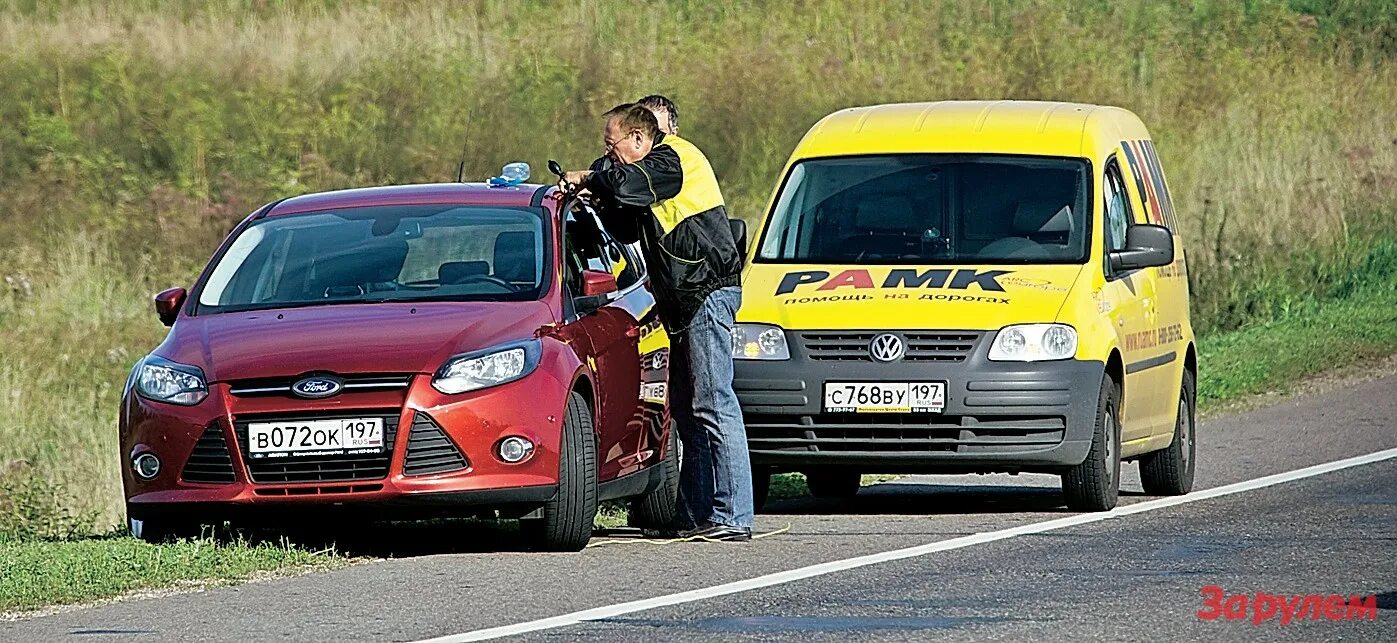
[
  {"xmin": 195, "ymin": 204, "xmax": 548, "ymax": 314},
  {"xmin": 757, "ymin": 155, "xmax": 1091, "ymax": 264}
]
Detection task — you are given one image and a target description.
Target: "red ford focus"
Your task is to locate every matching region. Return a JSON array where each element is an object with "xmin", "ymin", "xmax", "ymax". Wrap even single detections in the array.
[{"xmin": 120, "ymin": 173, "xmax": 676, "ymax": 550}]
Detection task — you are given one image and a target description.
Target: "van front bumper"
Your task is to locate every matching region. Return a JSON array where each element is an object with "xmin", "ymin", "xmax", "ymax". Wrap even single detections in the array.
[{"xmin": 734, "ymin": 337, "xmax": 1104, "ymax": 474}]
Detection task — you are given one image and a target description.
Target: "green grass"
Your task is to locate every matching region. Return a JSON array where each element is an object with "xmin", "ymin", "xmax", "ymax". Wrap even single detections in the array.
[{"xmin": 0, "ymin": 535, "xmax": 344, "ymax": 614}]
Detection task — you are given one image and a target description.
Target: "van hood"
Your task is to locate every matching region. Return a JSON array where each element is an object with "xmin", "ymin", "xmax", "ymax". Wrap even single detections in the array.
[
  {"xmin": 738, "ymin": 264, "xmax": 1087, "ymax": 330},
  {"xmin": 158, "ymin": 301, "xmax": 556, "ymax": 382}
]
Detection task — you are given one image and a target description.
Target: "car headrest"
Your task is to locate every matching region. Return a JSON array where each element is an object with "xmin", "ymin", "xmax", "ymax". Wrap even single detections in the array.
[
  {"xmin": 1014, "ymin": 203, "xmax": 1073, "ymax": 235},
  {"xmin": 493, "ymin": 231, "xmax": 537, "ymax": 283},
  {"xmin": 438, "ymin": 261, "xmax": 490, "ymax": 285},
  {"xmin": 855, "ymin": 195, "xmax": 915, "ymax": 231}
]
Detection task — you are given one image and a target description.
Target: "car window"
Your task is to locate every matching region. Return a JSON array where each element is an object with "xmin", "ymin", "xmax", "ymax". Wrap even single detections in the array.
[
  {"xmin": 563, "ymin": 208, "xmax": 611, "ymax": 293},
  {"xmin": 1104, "ymin": 161, "xmax": 1131, "ymax": 253},
  {"xmin": 196, "ymin": 204, "xmax": 547, "ymax": 313},
  {"xmin": 756, "ymin": 154, "xmax": 1091, "ymax": 264}
]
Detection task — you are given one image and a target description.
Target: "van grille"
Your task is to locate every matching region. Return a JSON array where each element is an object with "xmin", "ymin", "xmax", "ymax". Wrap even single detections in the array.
[
  {"xmin": 233, "ymin": 411, "xmax": 399, "ymax": 483},
  {"xmin": 747, "ymin": 413, "xmax": 1065, "ymax": 452},
  {"xmin": 799, "ymin": 331, "xmax": 982, "ymax": 362}
]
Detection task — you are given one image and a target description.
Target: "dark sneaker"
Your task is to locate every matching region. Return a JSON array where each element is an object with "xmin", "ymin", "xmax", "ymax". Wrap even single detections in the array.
[{"xmin": 679, "ymin": 523, "xmax": 752, "ymax": 542}]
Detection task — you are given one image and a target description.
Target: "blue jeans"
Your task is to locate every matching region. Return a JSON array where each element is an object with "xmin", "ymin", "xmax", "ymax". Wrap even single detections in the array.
[{"xmin": 671, "ymin": 286, "xmax": 753, "ymax": 530}]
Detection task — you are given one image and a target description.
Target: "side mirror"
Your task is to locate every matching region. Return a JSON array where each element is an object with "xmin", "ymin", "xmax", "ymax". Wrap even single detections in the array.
[
  {"xmin": 728, "ymin": 218, "xmax": 747, "ymax": 253},
  {"xmin": 575, "ymin": 270, "xmax": 618, "ymax": 313},
  {"xmin": 154, "ymin": 287, "xmax": 187, "ymax": 327},
  {"xmin": 1109, "ymin": 224, "xmax": 1174, "ymax": 272}
]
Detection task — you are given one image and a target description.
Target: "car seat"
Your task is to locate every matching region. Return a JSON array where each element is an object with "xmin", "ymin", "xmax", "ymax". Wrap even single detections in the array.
[
  {"xmin": 311, "ymin": 238, "xmax": 409, "ymax": 297},
  {"xmin": 493, "ymin": 231, "xmax": 537, "ymax": 285},
  {"xmin": 977, "ymin": 202, "xmax": 1073, "ymax": 260},
  {"xmin": 843, "ymin": 195, "xmax": 917, "ymax": 258}
]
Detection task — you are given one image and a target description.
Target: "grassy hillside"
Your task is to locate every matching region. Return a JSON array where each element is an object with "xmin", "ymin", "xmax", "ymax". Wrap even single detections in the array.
[{"xmin": 1, "ymin": 0, "xmax": 1395, "ymax": 531}]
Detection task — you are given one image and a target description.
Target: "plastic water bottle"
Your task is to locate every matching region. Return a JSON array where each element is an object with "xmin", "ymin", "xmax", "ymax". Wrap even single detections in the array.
[{"xmin": 488, "ymin": 162, "xmax": 531, "ymax": 187}]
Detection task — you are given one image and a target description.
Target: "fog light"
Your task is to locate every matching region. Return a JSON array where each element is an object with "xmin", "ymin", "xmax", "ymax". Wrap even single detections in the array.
[
  {"xmin": 497, "ymin": 437, "xmax": 534, "ymax": 463},
  {"xmin": 132, "ymin": 453, "xmax": 161, "ymax": 480}
]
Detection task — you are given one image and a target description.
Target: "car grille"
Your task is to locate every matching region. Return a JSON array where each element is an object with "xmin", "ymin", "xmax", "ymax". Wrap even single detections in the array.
[
  {"xmin": 233, "ymin": 410, "xmax": 399, "ymax": 483},
  {"xmin": 181, "ymin": 423, "xmax": 236, "ymax": 484},
  {"xmin": 746, "ymin": 413, "xmax": 1065, "ymax": 452},
  {"xmin": 798, "ymin": 331, "xmax": 983, "ymax": 362},
  {"xmin": 403, "ymin": 412, "xmax": 469, "ymax": 476},
  {"xmin": 227, "ymin": 373, "xmax": 413, "ymax": 398}
]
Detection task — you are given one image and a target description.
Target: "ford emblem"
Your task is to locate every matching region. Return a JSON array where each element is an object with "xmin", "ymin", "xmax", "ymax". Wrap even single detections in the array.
[{"xmin": 291, "ymin": 375, "xmax": 344, "ymax": 399}]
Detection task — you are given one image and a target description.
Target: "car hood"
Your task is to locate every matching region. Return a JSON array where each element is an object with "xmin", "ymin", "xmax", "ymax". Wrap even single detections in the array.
[
  {"xmin": 738, "ymin": 263, "xmax": 1088, "ymax": 331},
  {"xmin": 159, "ymin": 301, "xmax": 556, "ymax": 382}
]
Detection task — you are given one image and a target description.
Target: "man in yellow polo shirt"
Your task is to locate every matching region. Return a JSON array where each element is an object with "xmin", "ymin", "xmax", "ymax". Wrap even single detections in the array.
[{"xmin": 560, "ymin": 103, "xmax": 752, "ymax": 541}]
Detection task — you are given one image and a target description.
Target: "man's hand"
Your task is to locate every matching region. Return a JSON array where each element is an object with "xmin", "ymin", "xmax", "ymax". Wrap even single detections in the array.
[{"xmin": 562, "ymin": 170, "xmax": 591, "ymax": 187}]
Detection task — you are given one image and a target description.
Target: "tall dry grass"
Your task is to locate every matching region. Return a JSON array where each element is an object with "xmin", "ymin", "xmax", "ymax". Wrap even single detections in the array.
[{"xmin": 0, "ymin": 0, "xmax": 1394, "ymax": 528}]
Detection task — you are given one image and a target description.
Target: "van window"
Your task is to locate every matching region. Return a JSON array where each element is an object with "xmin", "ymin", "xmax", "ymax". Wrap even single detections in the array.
[
  {"xmin": 1103, "ymin": 161, "xmax": 1132, "ymax": 252},
  {"xmin": 756, "ymin": 155, "xmax": 1091, "ymax": 264}
]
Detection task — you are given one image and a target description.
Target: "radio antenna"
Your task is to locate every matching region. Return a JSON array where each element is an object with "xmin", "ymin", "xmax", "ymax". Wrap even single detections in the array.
[{"xmin": 454, "ymin": 109, "xmax": 473, "ymax": 183}]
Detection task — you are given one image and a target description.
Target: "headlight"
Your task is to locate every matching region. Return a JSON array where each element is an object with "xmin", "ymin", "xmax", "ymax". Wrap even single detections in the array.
[
  {"xmin": 730, "ymin": 323, "xmax": 790, "ymax": 360},
  {"xmin": 134, "ymin": 356, "xmax": 208, "ymax": 405},
  {"xmin": 433, "ymin": 340, "xmax": 541, "ymax": 395},
  {"xmin": 988, "ymin": 324, "xmax": 1078, "ymax": 362}
]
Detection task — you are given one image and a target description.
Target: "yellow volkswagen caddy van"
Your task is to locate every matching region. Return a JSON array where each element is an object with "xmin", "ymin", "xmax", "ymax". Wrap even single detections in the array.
[{"xmin": 732, "ymin": 101, "xmax": 1195, "ymax": 511}]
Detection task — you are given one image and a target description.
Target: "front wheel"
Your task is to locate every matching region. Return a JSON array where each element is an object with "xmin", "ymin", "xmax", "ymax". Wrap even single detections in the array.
[
  {"xmin": 805, "ymin": 469, "xmax": 861, "ymax": 499},
  {"xmin": 1061, "ymin": 376, "xmax": 1121, "ymax": 511},
  {"xmin": 521, "ymin": 392, "xmax": 597, "ymax": 551},
  {"xmin": 1140, "ymin": 370, "xmax": 1197, "ymax": 495}
]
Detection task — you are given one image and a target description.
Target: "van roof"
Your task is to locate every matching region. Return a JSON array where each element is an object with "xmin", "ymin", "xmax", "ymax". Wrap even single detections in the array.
[{"xmin": 792, "ymin": 100, "xmax": 1147, "ymax": 160}]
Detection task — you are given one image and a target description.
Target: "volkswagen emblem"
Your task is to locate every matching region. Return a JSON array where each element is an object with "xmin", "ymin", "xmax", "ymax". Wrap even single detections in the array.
[
  {"xmin": 291, "ymin": 375, "xmax": 344, "ymax": 399},
  {"xmin": 869, "ymin": 334, "xmax": 906, "ymax": 363}
]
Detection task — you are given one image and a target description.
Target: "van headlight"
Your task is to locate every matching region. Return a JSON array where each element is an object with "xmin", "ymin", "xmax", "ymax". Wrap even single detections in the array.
[
  {"xmin": 433, "ymin": 340, "xmax": 541, "ymax": 394},
  {"xmin": 134, "ymin": 356, "xmax": 208, "ymax": 405},
  {"xmin": 730, "ymin": 324, "xmax": 790, "ymax": 360},
  {"xmin": 988, "ymin": 324, "xmax": 1078, "ymax": 362}
]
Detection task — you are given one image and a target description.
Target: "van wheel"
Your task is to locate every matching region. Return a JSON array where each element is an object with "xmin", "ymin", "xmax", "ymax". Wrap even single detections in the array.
[
  {"xmin": 805, "ymin": 469, "xmax": 861, "ymax": 499},
  {"xmin": 127, "ymin": 505, "xmax": 203, "ymax": 543},
  {"xmin": 628, "ymin": 430, "xmax": 680, "ymax": 529},
  {"xmin": 522, "ymin": 392, "xmax": 597, "ymax": 551},
  {"xmin": 752, "ymin": 466, "xmax": 772, "ymax": 513},
  {"xmin": 1140, "ymin": 370, "xmax": 1197, "ymax": 495},
  {"xmin": 1062, "ymin": 376, "xmax": 1121, "ymax": 511}
]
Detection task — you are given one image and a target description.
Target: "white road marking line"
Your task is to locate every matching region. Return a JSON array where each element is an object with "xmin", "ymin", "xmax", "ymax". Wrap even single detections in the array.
[{"xmin": 415, "ymin": 447, "xmax": 1397, "ymax": 642}]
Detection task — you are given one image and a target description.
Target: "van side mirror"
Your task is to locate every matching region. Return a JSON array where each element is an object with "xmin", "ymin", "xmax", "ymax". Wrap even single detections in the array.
[
  {"xmin": 154, "ymin": 287, "xmax": 187, "ymax": 327},
  {"xmin": 1109, "ymin": 224, "xmax": 1174, "ymax": 272},
  {"xmin": 728, "ymin": 218, "xmax": 747, "ymax": 253},
  {"xmin": 575, "ymin": 270, "xmax": 618, "ymax": 313}
]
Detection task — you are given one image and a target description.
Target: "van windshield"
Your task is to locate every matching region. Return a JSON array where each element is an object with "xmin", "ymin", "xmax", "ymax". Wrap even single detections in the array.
[
  {"xmin": 756, "ymin": 155, "xmax": 1091, "ymax": 264},
  {"xmin": 195, "ymin": 204, "xmax": 548, "ymax": 314}
]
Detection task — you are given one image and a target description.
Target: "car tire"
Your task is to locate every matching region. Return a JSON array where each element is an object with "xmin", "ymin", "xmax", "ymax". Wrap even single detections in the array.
[
  {"xmin": 805, "ymin": 469, "xmax": 861, "ymax": 499},
  {"xmin": 522, "ymin": 391, "xmax": 597, "ymax": 551},
  {"xmin": 627, "ymin": 431, "xmax": 680, "ymax": 530},
  {"xmin": 1062, "ymin": 375, "xmax": 1121, "ymax": 511},
  {"xmin": 752, "ymin": 465, "xmax": 772, "ymax": 513},
  {"xmin": 1140, "ymin": 369, "xmax": 1197, "ymax": 495},
  {"xmin": 127, "ymin": 505, "xmax": 203, "ymax": 543}
]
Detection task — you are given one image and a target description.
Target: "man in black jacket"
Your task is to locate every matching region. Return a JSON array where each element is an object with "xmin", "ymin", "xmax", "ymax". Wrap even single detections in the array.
[{"xmin": 560, "ymin": 103, "xmax": 752, "ymax": 541}]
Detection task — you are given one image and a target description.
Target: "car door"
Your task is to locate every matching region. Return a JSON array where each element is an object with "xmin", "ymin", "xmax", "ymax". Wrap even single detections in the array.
[
  {"xmin": 1102, "ymin": 157, "xmax": 1158, "ymax": 444},
  {"xmin": 561, "ymin": 207, "xmax": 651, "ymax": 480}
]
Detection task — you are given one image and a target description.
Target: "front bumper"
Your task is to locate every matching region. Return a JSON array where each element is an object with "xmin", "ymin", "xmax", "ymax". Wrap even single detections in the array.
[
  {"xmin": 121, "ymin": 369, "xmax": 569, "ymax": 518},
  {"xmin": 734, "ymin": 330, "xmax": 1105, "ymax": 474}
]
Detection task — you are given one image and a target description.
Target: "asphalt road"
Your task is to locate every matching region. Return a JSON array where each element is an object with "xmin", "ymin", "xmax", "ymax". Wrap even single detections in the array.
[{"xmin": 5, "ymin": 373, "xmax": 1396, "ymax": 642}]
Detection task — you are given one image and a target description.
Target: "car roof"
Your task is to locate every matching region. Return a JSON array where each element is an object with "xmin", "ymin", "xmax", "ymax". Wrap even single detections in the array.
[
  {"xmin": 263, "ymin": 183, "xmax": 556, "ymax": 218},
  {"xmin": 791, "ymin": 100, "xmax": 1150, "ymax": 160}
]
